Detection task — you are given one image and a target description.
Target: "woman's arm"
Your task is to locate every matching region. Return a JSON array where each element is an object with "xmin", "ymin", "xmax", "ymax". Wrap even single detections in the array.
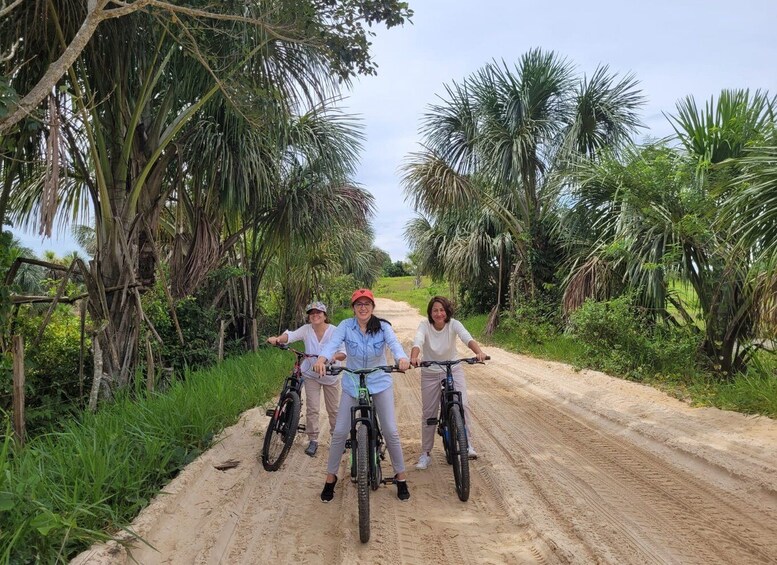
[
  {"xmin": 313, "ymin": 321, "xmax": 347, "ymax": 375},
  {"xmin": 410, "ymin": 346, "xmax": 421, "ymax": 366},
  {"xmin": 467, "ymin": 339, "xmax": 487, "ymax": 362},
  {"xmin": 266, "ymin": 331, "xmax": 290, "ymax": 345},
  {"xmin": 382, "ymin": 322, "xmax": 410, "ymax": 370}
]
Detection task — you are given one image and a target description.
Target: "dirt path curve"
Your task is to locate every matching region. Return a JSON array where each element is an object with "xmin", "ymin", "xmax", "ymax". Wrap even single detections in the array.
[{"xmin": 74, "ymin": 298, "xmax": 777, "ymax": 564}]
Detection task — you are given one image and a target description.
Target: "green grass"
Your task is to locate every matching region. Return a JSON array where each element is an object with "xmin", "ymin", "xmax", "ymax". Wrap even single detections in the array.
[
  {"xmin": 374, "ymin": 276, "xmax": 448, "ymax": 313},
  {"xmin": 0, "ymin": 348, "xmax": 290, "ymax": 564}
]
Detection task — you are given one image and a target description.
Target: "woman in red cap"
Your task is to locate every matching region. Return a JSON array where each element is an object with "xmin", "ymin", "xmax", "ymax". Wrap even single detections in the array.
[
  {"xmin": 267, "ymin": 301, "xmax": 346, "ymax": 457},
  {"xmin": 313, "ymin": 288, "xmax": 412, "ymax": 502}
]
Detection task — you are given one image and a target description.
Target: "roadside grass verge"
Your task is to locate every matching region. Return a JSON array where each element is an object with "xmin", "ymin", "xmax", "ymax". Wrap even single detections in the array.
[
  {"xmin": 0, "ymin": 349, "xmax": 288, "ymax": 564},
  {"xmin": 375, "ymin": 277, "xmax": 776, "ymax": 419}
]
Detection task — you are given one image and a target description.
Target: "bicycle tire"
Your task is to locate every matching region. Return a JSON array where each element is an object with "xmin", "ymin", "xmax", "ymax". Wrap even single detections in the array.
[
  {"xmin": 440, "ymin": 407, "xmax": 453, "ymax": 465},
  {"xmin": 261, "ymin": 390, "xmax": 301, "ymax": 471},
  {"xmin": 356, "ymin": 423, "xmax": 370, "ymax": 543},
  {"xmin": 448, "ymin": 405, "xmax": 470, "ymax": 501}
]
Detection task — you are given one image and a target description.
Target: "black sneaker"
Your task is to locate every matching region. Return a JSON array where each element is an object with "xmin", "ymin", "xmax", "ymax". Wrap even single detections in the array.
[
  {"xmin": 305, "ymin": 441, "xmax": 318, "ymax": 457},
  {"xmin": 395, "ymin": 476, "xmax": 410, "ymax": 501},
  {"xmin": 320, "ymin": 476, "xmax": 337, "ymax": 502}
]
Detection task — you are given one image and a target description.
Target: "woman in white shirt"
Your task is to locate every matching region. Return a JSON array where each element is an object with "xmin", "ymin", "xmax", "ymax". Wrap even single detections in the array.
[
  {"xmin": 409, "ymin": 296, "xmax": 486, "ymax": 470},
  {"xmin": 267, "ymin": 301, "xmax": 345, "ymax": 457}
]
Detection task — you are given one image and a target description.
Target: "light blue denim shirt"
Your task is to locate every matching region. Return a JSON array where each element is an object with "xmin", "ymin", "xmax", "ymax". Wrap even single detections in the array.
[{"xmin": 319, "ymin": 317, "xmax": 407, "ymax": 398}]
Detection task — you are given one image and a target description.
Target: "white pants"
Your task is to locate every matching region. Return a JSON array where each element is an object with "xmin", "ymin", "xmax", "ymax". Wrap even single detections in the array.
[
  {"xmin": 303, "ymin": 378, "xmax": 339, "ymax": 441},
  {"xmin": 420, "ymin": 365, "xmax": 474, "ymax": 454},
  {"xmin": 326, "ymin": 386, "xmax": 406, "ymax": 475}
]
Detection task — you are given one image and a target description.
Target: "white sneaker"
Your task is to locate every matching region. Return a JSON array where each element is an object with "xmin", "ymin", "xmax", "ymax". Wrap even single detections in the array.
[
  {"xmin": 467, "ymin": 446, "xmax": 478, "ymax": 459},
  {"xmin": 415, "ymin": 453, "xmax": 432, "ymax": 470}
]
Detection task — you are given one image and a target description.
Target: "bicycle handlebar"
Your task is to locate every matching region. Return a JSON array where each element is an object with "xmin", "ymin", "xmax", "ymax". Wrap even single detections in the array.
[
  {"xmin": 273, "ymin": 343, "xmax": 319, "ymax": 359},
  {"xmin": 326, "ymin": 365, "xmax": 404, "ymax": 376},
  {"xmin": 418, "ymin": 356, "xmax": 490, "ymax": 368}
]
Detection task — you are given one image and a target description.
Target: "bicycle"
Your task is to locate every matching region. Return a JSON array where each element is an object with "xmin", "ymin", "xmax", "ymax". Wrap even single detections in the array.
[
  {"xmin": 261, "ymin": 344, "xmax": 317, "ymax": 472},
  {"xmin": 326, "ymin": 364, "xmax": 403, "ymax": 543},
  {"xmin": 418, "ymin": 356, "xmax": 489, "ymax": 502}
]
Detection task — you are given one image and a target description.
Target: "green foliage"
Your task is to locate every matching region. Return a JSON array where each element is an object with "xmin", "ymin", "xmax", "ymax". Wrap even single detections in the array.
[
  {"xmin": 0, "ymin": 231, "xmax": 13, "ymax": 348},
  {"xmin": 143, "ymin": 284, "xmax": 218, "ymax": 372},
  {"xmin": 383, "ymin": 260, "xmax": 410, "ymax": 277},
  {"xmin": 0, "ymin": 349, "xmax": 288, "ymax": 563},
  {"xmin": 498, "ymin": 298, "xmax": 561, "ymax": 347},
  {"xmin": 710, "ymin": 353, "xmax": 777, "ymax": 417},
  {"xmin": 374, "ymin": 276, "xmax": 443, "ymax": 313},
  {"xmin": 0, "ymin": 76, "xmax": 18, "ymax": 120},
  {"xmin": 319, "ymin": 273, "xmax": 359, "ymax": 312},
  {"xmin": 569, "ymin": 295, "xmax": 702, "ymax": 381},
  {"xmin": 3, "ymin": 306, "xmax": 91, "ymax": 434}
]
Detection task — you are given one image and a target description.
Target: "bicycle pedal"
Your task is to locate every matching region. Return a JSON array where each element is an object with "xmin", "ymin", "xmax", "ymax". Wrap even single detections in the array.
[
  {"xmin": 265, "ymin": 409, "xmax": 274, "ymax": 417},
  {"xmin": 297, "ymin": 424, "xmax": 306, "ymax": 431}
]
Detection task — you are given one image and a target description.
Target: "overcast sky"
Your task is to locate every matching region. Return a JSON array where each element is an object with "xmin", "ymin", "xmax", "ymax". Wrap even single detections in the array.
[
  {"xmin": 9, "ymin": 0, "xmax": 777, "ymax": 260},
  {"xmin": 350, "ymin": 0, "xmax": 777, "ymax": 260}
]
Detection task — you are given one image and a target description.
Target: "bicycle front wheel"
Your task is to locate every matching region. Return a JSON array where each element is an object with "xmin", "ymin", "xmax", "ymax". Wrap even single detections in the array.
[
  {"xmin": 356, "ymin": 423, "xmax": 371, "ymax": 543},
  {"xmin": 448, "ymin": 405, "xmax": 470, "ymax": 501},
  {"xmin": 261, "ymin": 390, "xmax": 301, "ymax": 471}
]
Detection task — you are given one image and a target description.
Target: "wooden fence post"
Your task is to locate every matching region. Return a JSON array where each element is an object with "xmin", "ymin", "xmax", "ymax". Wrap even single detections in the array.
[
  {"xmin": 251, "ymin": 318, "xmax": 258, "ymax": 352},
  {"xmin": 145, "ymin": 337, "xmax": 155, "ymax": 391},
  {"xmin": 218, "ymin": 319, "xmax": 225, "ymax": 362},
  {"xmin": 12, "ymin": 335, "xmax": 26, "ymax": 446}
]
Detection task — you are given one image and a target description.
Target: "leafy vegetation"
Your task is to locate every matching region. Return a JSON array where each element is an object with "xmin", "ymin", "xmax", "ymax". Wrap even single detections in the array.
[
  {"xmin": 377, "ymin": 276, "xmax": 776, "ymax": 418},
  {"xmin": 0, "ymin": 349, "xmax": 288, "ymax": 563}
]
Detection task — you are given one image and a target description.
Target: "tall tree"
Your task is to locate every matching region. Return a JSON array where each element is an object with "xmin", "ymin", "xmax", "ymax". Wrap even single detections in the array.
[
  {"xmin": 2, "ymin": 0, "xmax": 412, "ymax": 395},
  {"xmin": 403, "ymin": 49, "xmax": 643, "ymax": 312}
]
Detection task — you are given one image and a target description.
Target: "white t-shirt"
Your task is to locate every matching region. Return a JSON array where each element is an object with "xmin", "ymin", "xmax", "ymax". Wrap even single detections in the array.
[
  {"xmin": 412, "ymin": 318, "xmax": 474, "ymax": 375},
  {"xmin": 284, "ymin": 324, "xmax": 344, "ymax": 386}
]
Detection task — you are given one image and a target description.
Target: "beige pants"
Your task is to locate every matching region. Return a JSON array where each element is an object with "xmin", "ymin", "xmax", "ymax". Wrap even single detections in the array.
[
  {"xmin": 303, "ymin": 378, "xmax": 340, "ymax": 441},
  {"xmin": 420, "ymin": 365, "xmax": 474, "ymax": 453}
]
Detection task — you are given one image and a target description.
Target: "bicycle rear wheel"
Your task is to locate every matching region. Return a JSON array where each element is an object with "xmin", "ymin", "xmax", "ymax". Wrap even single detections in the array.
[
  {"xmin": 356, "ymin": 423, "xmax": 370, "ymax": 542},
  {"xmin": 448, "ymin": 405, "xmax": 470, "ymax": 501},
  {"xmin": 261, "ymin": 390, "xmax": 301, "ymax": 471}
]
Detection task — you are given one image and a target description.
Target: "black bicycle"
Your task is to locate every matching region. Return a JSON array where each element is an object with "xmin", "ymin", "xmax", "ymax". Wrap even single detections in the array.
[
  {"xmin": 418, "ymin": 356, "xmax": 489, "ymax": 501},
  {"xmin": 261, "ymin": 344, "xmax": 317, "ymax": 471},
  {"xmin": 327, "ymin": 365, "xmax": 403, "ymax": 543}
]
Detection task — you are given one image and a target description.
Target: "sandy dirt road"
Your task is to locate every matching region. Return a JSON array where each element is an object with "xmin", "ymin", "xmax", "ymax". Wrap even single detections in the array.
[{"xmin": 74, "ymin": 298, "xmax": 777, "ymax": 564}]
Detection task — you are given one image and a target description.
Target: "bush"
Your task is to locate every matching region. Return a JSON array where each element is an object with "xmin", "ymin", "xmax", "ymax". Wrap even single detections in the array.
[
  {"xmin": 568, "ymin": 295, "xmax": 701, "ymax": 380},
  {"xmin": 2, "ymin": 306, "xmax": 92, "ymax": 433},
  {"xmin": 498, "ymin": 298, "xmax": 561, "ymax": 345},
  {"xmin": 144, "ymin": 285, "xmax": 219, "ymax": 373}
]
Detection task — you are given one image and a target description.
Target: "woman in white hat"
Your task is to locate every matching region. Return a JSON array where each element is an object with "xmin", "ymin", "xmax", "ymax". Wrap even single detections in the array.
[{"xmin": 267, "ymin": 301, "xmax": 345, "ymax": 457}]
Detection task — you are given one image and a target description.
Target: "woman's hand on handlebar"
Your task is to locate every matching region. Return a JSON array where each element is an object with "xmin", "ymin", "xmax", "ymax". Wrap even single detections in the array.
[
  {"xmin": 397, "ymin": 357, "xmax": 410, "ymax": 371},
  {"xmin": 475, "ymin": 351, "xmax": 487, "ymax": 362},
  {"xmin": 313, "ymin": 356, "xmax": 327, "ymax": 377}
]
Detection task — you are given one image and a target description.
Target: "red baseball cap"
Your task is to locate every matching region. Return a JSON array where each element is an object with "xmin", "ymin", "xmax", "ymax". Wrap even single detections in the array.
[{"xmin": 350, "ymin": 288, "xmax": 375, "ymax": 306}]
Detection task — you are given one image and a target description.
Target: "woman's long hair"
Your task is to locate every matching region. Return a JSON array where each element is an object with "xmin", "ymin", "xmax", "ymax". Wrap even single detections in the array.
[{"xmin": 366, "ymin": 315, "xmax": 391, "ymax": 335}]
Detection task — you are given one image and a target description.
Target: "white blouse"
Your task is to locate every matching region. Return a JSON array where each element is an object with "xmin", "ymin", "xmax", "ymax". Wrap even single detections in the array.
[
  {"xmin": 284, "ymin": 324, "xmax": 344, "ymax": 386},
  {"xmin": 412, "ymin": 318, "xmax": 474, "ymax": 374}
]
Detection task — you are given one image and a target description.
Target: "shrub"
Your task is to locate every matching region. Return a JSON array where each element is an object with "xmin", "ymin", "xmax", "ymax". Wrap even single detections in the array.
[
  {"xmin": 568, "ymin": 295, "xmax": 701, "ymax": 380},
  {"xmin": 498, "ymin": 297, "xmax": 562, "ymax": 345},
  {"xmin": 145, "ymin": 293, "xmax": 218, "ymax": 373},
  {"xmin": 3, "ymin": 306, "xmax": 92, "ymax": 433}
]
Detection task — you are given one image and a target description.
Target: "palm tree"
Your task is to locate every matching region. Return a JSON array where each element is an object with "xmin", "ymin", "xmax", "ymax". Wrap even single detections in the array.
[
  {"xmin": 2, "ymin": 0, "xmax": 411, "ymax": 394},
  {"xmin": 403, "ymin": 49, "xmax": 644, "ymax": 315},
  {"xmin": 565, "ymin": 89, "xmax": 776, "ymax": 376}
]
